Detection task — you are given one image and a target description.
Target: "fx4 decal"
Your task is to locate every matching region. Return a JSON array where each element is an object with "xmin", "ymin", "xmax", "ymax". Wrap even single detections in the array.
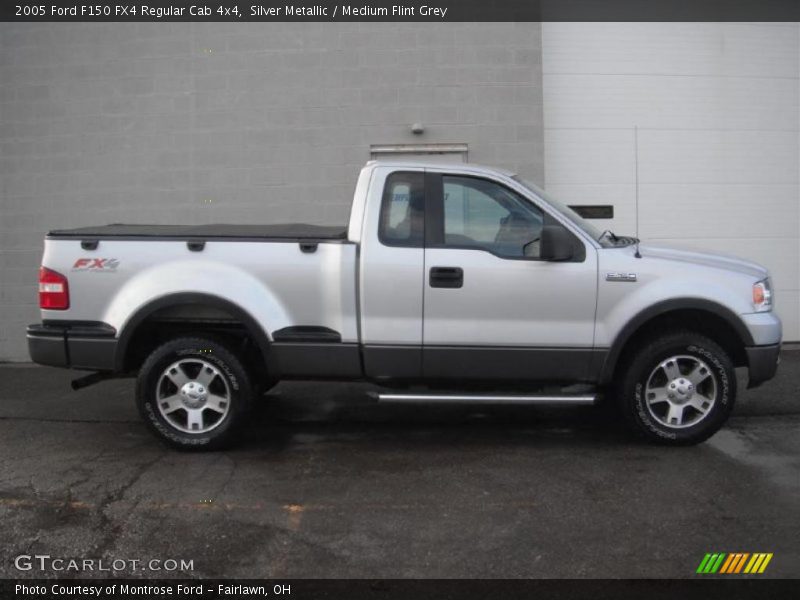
[{"xmin": 72, "ymin": 258, "xmax": 120, "ymax": 271}]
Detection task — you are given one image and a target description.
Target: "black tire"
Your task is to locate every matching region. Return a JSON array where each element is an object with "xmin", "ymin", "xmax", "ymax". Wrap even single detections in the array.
[
  {"xmin": 136, "ymin": 336, "xmax": 254, "ymax": 450},
  {"xmin": 616, "ymin": 331, "xmax": 736, "ymax": 445}
]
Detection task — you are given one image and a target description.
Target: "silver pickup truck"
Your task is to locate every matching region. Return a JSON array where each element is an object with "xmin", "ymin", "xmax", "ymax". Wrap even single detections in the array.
[{"xmin": 28, "ymin": 160, "xmax": 782, "ymax": 449}]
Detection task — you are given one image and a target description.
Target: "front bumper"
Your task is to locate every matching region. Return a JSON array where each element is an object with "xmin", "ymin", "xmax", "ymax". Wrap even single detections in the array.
[
  {"xmin": 745, "ymin": 343, "xmax": 781, "ymax": 388},
  {"xmin": 27, "ymin": 322, "xmax": 118, "ymax": 371}
]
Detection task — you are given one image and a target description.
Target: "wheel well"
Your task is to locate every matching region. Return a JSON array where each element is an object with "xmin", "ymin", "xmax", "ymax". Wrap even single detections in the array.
[
  {"xmin": 120, "ymin": 303, "xmax": 270, "ymax": 384},
  {"xmin": 610, "ymin": 308, "xmax": 748, "ymax": 382}
]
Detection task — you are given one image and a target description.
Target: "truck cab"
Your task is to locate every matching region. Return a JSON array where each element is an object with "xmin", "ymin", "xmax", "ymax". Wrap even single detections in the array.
[{"xmin": 355, "ymin": 163, "xmax": 598, "ymax": 383}]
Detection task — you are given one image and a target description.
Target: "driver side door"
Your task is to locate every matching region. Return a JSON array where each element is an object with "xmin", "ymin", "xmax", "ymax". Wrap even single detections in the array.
[{"xmin": 422, "ymin": 173, "xmax": 599, "ymax": 381}]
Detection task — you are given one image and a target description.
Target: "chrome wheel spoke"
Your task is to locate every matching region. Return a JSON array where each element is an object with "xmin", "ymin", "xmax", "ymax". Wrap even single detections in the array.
[
  {"xmin": 159, "ymin": 394, "xmax": 183, "ymax": 414},
  {"xmin": 186, "ymin": 408, "xmax": 204, "ymax": 431},
  {"xmin": 687, "ymin": 364, "xmax": 711, "ymax": 387},
  {"xmin": 165, "ymin": 365, "xmax": 190, "ymax": 388},
  {"xmin": 661, "ymin": 359, "xmax": 682, "ymax": 381},
  {"xmin": 195, "ymin": 365, "xmax": 218, "ymax": 387},
  {"xmin": 666, "ymin": 403, "xmax": 685, "ymax": 426},
  {"xmin": 688, "ymin": 397, "xmax": 711, "ymax": 414},
  {"xmin": 646, "ymin": 386, "xmax": 669, "ymax": 405},
  {"xmin": 206, "ymin": 394, "xmax": 228, "ymax": 414}
]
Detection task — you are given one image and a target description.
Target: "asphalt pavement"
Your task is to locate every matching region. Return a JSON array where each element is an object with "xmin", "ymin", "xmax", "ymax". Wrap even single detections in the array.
[{"xmin": 0, "ymin": 350, "xmax": 798, "ymax": 579}]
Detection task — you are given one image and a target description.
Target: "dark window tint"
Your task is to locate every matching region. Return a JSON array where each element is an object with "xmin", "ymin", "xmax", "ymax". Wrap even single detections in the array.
[
  {"xmin": 442, "ymin": 176, "xmax": 543, "ymax": 258},
  {"xmin": 379, "ymin": 172, "xmax": 424, "ymax": 247}
]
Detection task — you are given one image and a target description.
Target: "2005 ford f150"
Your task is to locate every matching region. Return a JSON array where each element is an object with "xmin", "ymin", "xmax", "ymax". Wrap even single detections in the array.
[{"xmin": 28, "ymin": 160, "xmax": 782, "ymax": 449}]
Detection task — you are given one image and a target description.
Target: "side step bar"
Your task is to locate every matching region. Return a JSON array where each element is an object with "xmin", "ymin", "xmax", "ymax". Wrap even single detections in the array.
[{"xmin": 375, "ymin": 393, "xmax": 596, "ymax": 406}]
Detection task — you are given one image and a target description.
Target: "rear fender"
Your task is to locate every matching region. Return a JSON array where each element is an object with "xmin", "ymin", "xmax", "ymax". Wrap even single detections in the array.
[{"xmin": 106, "ymin": 261, "xmax": 288, "ymax": 370}]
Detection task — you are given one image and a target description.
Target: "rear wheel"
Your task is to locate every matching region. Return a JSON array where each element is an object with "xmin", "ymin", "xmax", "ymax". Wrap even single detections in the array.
[
  {"xmin": 136, "ymin": 336, "xmax": 254, "ymax": 450},
  {"xmin": 616, "ymin": 331, "xmax": 736, "ymax": 445}
]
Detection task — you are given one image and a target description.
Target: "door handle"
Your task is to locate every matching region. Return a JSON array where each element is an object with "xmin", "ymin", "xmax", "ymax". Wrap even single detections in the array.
[{"xmin": 429, "ymin": 266, "xmax": 463, "ymax": 288}]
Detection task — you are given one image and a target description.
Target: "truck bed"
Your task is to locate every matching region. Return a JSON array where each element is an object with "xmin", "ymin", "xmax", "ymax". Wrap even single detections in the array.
[{"xmin": 47, "ymin": 223, "xmax": 348, "ymax": 241}]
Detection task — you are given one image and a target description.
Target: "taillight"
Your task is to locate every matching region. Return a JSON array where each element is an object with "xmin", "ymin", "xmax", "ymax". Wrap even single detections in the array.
[{"xmin": 39, "ymin": 267, "xmax": 69, "ymax": 310}]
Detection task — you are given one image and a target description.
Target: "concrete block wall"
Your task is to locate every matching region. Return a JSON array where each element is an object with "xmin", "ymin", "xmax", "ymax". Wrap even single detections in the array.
[
  {"xmin": 0, "ymin": 22, "xmax": 544, "ymax": 361},
  {"xmin": 542, "ymin": 23, "xmax": 800, "ymax": 340}
]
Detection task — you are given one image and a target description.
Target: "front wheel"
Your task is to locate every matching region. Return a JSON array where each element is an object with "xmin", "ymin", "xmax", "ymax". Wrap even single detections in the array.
[
  {"xmin": 136, "ymin": 336, "xmax": 254, "ymax": 450},
  {"xmin": 616, "ymin": 331, "xmax": 736, "ymax": 445}
]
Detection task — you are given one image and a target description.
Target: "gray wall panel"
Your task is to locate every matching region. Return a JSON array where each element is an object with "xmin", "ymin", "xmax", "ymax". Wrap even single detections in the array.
[{"xmin": 0, "ymin": 22, "xmax": 545, "ymax": 360}]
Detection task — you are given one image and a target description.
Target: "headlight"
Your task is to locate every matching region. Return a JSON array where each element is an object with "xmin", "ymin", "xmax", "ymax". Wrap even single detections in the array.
[{"xmin": 752, "ymin": 278, "xmax": 773, "ymax": 312}]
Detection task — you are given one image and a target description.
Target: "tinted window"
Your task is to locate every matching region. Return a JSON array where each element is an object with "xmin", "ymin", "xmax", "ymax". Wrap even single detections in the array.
[
  {"xmin": 379, "ymin": 172, "xmax": 424, "ymax": 247},
  {"xmin": 442, "ymin": 176, "xmax": 543, "ymax": 258}
]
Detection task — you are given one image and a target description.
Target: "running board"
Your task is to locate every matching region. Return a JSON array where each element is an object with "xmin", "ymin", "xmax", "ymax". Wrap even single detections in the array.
[{"xmin": 374, "ymin": 393, "xmax": 596, "ymax": 406}]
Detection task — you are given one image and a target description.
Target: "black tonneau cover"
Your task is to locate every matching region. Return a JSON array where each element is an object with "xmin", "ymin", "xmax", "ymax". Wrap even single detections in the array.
[{"xmin": 47, "ymin": 223, "xmax": 348, "ymax": 241}]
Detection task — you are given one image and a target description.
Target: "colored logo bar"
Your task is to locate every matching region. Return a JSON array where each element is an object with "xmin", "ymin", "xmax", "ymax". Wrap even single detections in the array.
[{"xmin": 696, "ymin": 553, "xmax": 773, "ymax": 574}]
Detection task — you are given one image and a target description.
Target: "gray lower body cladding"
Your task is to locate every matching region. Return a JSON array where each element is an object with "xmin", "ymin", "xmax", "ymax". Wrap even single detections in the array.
[
  {"xmin": 27, "ymin": 322, "xmax": 117, "ymax": 371},
  {"xmin": 745, "ymin": 343, "xmax": 781, "ymax": 388},
  {"xmin": 27, "ymin": 321, "xmax": 781, "ymax": 391},
  {"xmin": 272, "ymin": 343, "xmax": 607, "ymax": 384}
]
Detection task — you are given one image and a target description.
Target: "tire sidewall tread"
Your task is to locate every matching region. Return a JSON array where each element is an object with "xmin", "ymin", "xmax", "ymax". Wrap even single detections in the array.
[
  {"xmin": 136, "ymin": 336, "xmax": 253, "ymax": 451},
  {"xmin": 618, "ymin": 331, "xmax": 736, "ymax": 446}
]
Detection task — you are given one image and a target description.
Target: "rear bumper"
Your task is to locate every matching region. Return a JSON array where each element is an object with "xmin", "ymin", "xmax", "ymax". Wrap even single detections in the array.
[
  {"xmin": 27, "ymin": 322, "xmax": 118, "ymax": 371},
  {"xmin": 745, "ymin": 343, "xmax": 781, "ymax": 389}
]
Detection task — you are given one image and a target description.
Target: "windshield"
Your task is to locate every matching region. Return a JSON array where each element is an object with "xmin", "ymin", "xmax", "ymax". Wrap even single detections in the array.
[{"xmin": 512, "ymin": 176, "xmax": 612, "ymax": 246}]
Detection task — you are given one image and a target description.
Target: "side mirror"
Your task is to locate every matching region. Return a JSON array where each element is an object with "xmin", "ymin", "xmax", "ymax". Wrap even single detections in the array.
[{"xmin": 540, "ymin": 225, "xmax": 574, "ymax": 261}]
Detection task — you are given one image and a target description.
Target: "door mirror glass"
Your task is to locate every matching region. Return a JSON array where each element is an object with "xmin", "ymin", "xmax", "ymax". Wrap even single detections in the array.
[{"xmin": 522, "ymin": 237, "xmax": 541, "ymax": 258}]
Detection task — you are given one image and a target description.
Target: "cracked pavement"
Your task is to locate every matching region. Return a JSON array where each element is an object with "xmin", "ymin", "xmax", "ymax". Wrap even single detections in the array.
[{"xmin": 0, "ymin": 351, "xmax": 799, "ymax": 578}]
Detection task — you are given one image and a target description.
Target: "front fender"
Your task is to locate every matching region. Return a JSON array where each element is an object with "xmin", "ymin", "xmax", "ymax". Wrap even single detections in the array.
[
  {"xmin": 597, "ymin": 294, "xmax": 754, "ymax": 386},
  {"xmin": 596, "ymin": 281, "xmax": 753, "ymax": 350}
]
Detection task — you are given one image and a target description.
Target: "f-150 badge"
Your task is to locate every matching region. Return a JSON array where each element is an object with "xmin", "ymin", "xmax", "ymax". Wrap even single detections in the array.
[{"xmin": 606, "ymin": 272, "xmax": 637, "ymax": 282}]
